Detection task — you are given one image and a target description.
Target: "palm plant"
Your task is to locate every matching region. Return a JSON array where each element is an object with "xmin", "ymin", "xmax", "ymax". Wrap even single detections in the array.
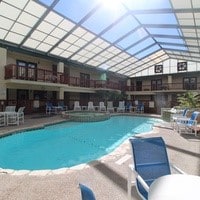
[{"xmin": 177, "ymin": 91, "xmax": 200, "ymax": 108}]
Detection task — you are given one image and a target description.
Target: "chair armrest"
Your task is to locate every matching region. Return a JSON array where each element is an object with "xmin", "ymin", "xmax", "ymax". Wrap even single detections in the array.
[
  {"xmin": 128, "ymin": 164, "xmax": 149, "ymax": 192},
  {"xmin": 170, "ymin": 163, "xmax": 186, "ymax": 174}
]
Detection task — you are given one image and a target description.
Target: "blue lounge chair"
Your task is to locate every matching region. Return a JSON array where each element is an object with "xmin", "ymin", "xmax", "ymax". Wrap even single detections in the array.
[
  {"xmin": 79, "ymin": 184, "xmax": 96, "ymax": 200},
  {"xmin": 127, "ymin": 137, "xmax": 184, "ymax": 200},
  {"xmin": 136, "ymin": 103, "xmax": 144, "ymax": 113},
  {"xmin": 45, "ymin": 102, "xmax": 54, "ymax": 114}
]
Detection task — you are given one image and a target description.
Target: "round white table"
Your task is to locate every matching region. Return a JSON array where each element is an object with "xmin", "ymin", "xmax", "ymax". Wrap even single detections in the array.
[{"xmin": 148, "ymin": 174, "xmax": 200, "ymax": 200}]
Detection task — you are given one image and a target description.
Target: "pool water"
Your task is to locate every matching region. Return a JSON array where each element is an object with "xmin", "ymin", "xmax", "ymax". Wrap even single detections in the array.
[{"xmin": 0, "ymin": 116, "xmax": 161, "ymax": 170}]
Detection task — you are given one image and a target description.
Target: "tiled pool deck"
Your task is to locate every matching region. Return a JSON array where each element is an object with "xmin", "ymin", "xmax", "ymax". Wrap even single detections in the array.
[{"xmin": 0, "ymin": 113, "xmax": 199, "ymax": 200}]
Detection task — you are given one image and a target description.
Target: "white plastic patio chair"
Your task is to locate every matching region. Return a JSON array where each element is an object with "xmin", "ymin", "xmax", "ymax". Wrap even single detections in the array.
[
  {"xmin": 117, "ymin": 101, "xmax": 125, "ymax": 112},
  {"xmin": 17, "ymin": 106, "xmax": 25, "ymax": 124},
  {"xmin": 99, "ymin": 101, "xmax": 106, "ymax": 111},
  {"xmin": 74, "ymin": 101, "xmax": 81, "ymax": 111},
  {"xmin": 175, "ymin": 111, "xmax": 200, "ymax": 136},
  {"xmin": 107, "ymin": 101, "xmax": 114, "ymax": 112},
  {"xmin": 88, "ymin": 101, "xmax": 95, "ymax": 111}
]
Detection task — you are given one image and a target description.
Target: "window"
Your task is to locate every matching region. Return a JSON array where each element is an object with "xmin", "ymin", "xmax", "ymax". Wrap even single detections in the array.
[
  {"xmin": 136, "ymin": 80, "xmax": 142, "ymax": 91},
  {"xmin": 151, "ymin": 79, "xmax": 162, "ymax": 90},
  {"xmin": 16, "ymin": 60, "xmax": 37, "ymax": 80},
  {"xmin": 183, "ymin": 77, "xmax": 197, "ymax": 90},
  {"xmin": 80, "ymin": 73, "xmax": 90, "ymax": 87}
]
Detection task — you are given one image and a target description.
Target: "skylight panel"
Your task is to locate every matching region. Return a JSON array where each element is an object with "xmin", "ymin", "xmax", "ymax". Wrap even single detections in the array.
[
  {"xmin": 178, "ymin": 18, "xmax": 195, "ymax": 26},
  {"xmin": 185, "ymin": 39, "xmax": 198, "ymax": 45},
  {"xmin": 37, "ymin": 21, "xmax": 55, "ymax": 34},
  {"xmin": 127, "ymin": 37, "xmax": 155, "ymax": 55},
  {"xmin": 78, "ymin": 56, "xmax": 90, "ymax": 63},
  {"xmin": 98, "ymin": 41, "xmax": 110, "ymax": 49},
  {"xmin": 11, "ymin": 23, "xmax": 31, "ymax": 36},
  {"xmin": 0, "ymin": 2, "xmax": 20, "ymax": 20},
  {"xmin": 5, "ymin": 0, "xmax": 28, "ymax": 9},
  {"xmin": 5, "ymin": 32, "xmax": 24, "ymax": 44},
  {"xmin": 67, "ymin": 45, "xmax": 80, "ymax": 53},
  {"xmin": 71, "ymin": 54, "xmax": 82, "ymax": 61},
  {"xmin": 54, "ymin": 0, "xmax": 98, "ymax": 23},
  {"xmin": 155, "ymin": 37, "xmax": 185, "ymax": 45},
  {"xmin": 74, "ymin": 39, "xmax": 88, "ymax": 48},
  {"xmin": 78, "ymin": 49, "xmax": 90, "ymax": 56},
  {"xmin": 73, "ymin": 27, "xmax": 87, "ymax": 37},
  {"xmin": 161, "ymin": 45, "xmax": 187, "ymax": 51},
  {"xmin": 23, "ymin": 38, "xmax": 41, "ymax": 49},
  {"xmin": 124, "ymin": 0, "xmax": 171, "ymax": 10},
  {"xmin": 58, "ymin": 41, "xmax": 71, "ymax": 49},
  {"xmin": 85, "ymin": 52, "xmax": 96, "ymax": 58},
  {"xmin": 92, "ymin": 38, "xmax": 105, "ymax": 46},
  {"xmin": 99, "ymin": 64, "xmax": 110, "ymax": 70},
  {"xmin": 136, "ymin": 13, "xmax": 177, "ymax": 25},
  {"xmin": 51, "ymin": 28, "xmax": 67, "ymax": 39},
  {"xmin": 83, "ymin": 32, "xmax": 96, "ymax": 41},
  {"xmin": 60, "ymin": 51, "xmax": 74, "ymax": 58},
  {"xmin": 58, "ymin": 19, "xmax": 75, "ymax": 32},
  {"xmin": 65, "ymin": 34, "xmax": 79, "ymax": 44},
  {"xmin": 0, "ymin": 29, "xmax": 7, "ymax": 39},
  {"xmin": 0, "ymin": 16, "xmax": 14, "ymax": 30},
  {"xmin": 92, "ymin": 46, "xmax": 103, "ymax": 54},
  {"xmin": 44, "ymin": 11, "xmax": 63, "ymax": 25},
  {"xmin": 117, "ymin": 28, "xmax": 148, "ymax": 48},
  {"xmin": 182, "ymin": 31, "xmax": 196, "ymax": 37},
  {"xmin": 18, "ymin": 12, "xmax": 39, "ymax": 27},
  {"xmin": 50, "ymin": 48, "xmax": 63, "ymax": 56},
  {"xmin": 87, "ymin": 60, "xmax": 100, "ymax": 67},
  {"xmin": 85, "ymin": 43, "xmax": 96, "ymax": 51},
  {"xmin": 102, "ymin": 15, "xmax": 139, "ymax": 43},
  {"xmin": 43, "ymin": 35, "xmax": 59, "ymax": 46},
  {"xmin": 135, "ymin": 44, "xmax": 160, "ymax": 59},
  {"xmin": 31, "ymin": 30, "xmax": 47, "ymax": 41},
  {"xmin": 171, "ymin": 0, "xmax": 191, "ymax": 9},
  {"xmin": 147, "ymin": 28, "xmax": 180, "ymax": 36},
  {"xmin": 24, "ymin": 1, "xmax": 46, "ymax": 18},
  {"xmin": 82, "ymin": 2, "xmax": 126, "ymax": 34},
  {"xmin": 109, "ymin": 67, "xmax": 118, "ymax": 72},
  {"xmin": 188, "ymin": 47, "xmax": 199, "ymax": 52},
  {"xmin": 36, "ymin": 43, "xmax": 52, "ymax": 52}
]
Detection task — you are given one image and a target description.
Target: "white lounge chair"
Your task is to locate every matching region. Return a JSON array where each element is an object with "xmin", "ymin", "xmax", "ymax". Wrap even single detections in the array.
[
  {"xmin": 117, "ymin": 101, "xmax": 125, "ymax": 112},
  {"xmin": 74, "ymin": 101, "xmax": 81, "ymax": 111},
  {"xmin": 175, "ymin": 111, "xmax": 200, "ymax": 136},
  {"xmin": 99, "ymin": 102, "xmax": 106, "ymax": 111},
  {"xmin": 0, "ymin": 113, "xmax": 6, "ymax": 126},
  {"xmin": 107, "ymin": 101, "xmax": 114, "ymax": 112},
  {"xmin": 17, "ymin": 106, "xmax": 25, "ymax": 124},
  {"xmin": 171, "ymin": 108, "xmax": 189, "ymax": 129},
  {"xmin": 5, "ymin": 106, "xmax": 16, "ymax": 112},
  {"xmin": 88, "ymin": 101, "xmax": 95, "ymax": 111}
]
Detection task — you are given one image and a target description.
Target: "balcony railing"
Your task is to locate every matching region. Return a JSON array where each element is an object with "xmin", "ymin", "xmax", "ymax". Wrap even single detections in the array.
[
  {"xmin": 126, "ymin": 82, "xmax": 200, "ymax": 92},
  {"xmin": 4, "ymin": 64, "xmax": 121, "ymax": 90}
]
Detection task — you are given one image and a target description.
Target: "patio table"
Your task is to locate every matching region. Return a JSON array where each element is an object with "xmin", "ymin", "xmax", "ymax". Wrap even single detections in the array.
[{"xmin": 148, "ymin": 174, "xmax": 200, "ymax": 200}]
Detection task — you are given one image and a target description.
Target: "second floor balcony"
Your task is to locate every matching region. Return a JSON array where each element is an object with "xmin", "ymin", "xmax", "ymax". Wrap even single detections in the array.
[{"xmin": 4, "ymin": 64, "xmax": 121, "ymax": 90}]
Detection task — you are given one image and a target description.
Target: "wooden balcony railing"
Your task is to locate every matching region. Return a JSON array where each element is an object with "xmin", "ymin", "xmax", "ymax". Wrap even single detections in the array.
[
  {"xmin": 126, "ymin": 82, "xmax": 200, "ymax": 92},
  {"xmin": 4, "ymin": 64, "xmax": 121, "ymax": 90}
]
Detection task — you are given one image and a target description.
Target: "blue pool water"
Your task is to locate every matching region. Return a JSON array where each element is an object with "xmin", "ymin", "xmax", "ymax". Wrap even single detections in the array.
[{"xmin": 0, "ymin": 116, "xmax": 161, "ymax": 170}]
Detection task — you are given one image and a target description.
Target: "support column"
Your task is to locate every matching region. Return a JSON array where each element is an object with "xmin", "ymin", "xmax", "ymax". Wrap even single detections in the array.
[{"xmin": 0, "ymin": 47, "xmax": 7, "ymax": 110}]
